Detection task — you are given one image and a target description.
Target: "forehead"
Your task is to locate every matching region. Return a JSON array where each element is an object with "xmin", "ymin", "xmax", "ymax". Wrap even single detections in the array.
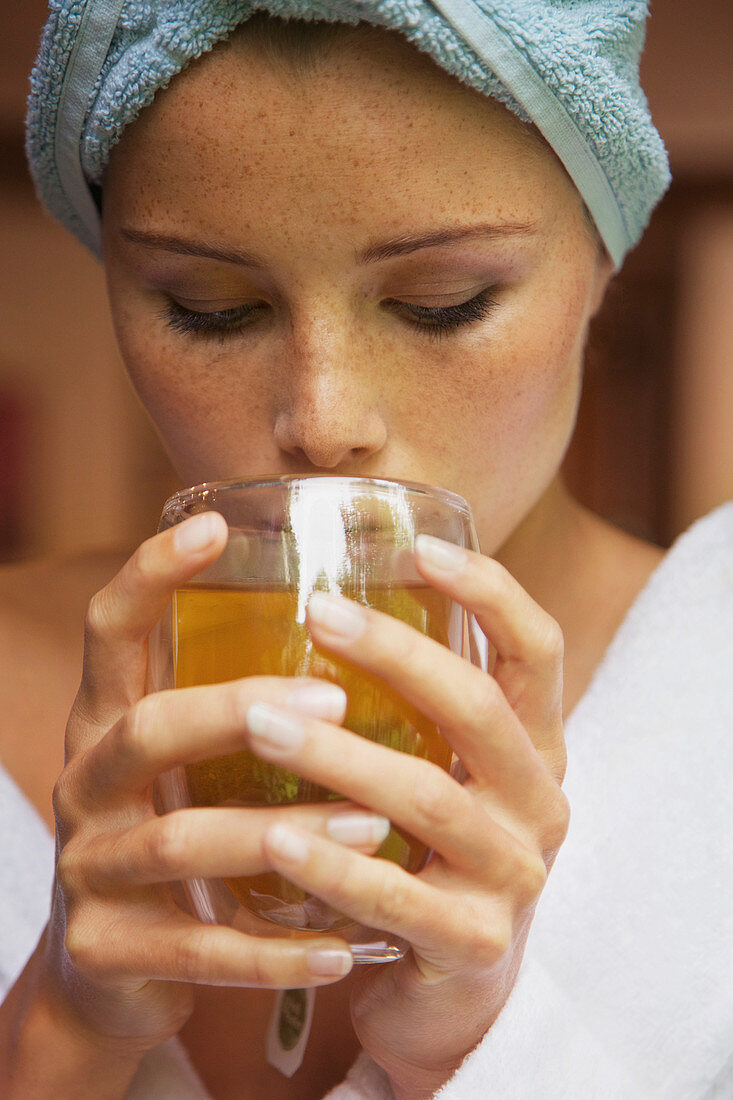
[{"xmin": 103, "ymin": 25, "xmax": 578, "ymax": 242}]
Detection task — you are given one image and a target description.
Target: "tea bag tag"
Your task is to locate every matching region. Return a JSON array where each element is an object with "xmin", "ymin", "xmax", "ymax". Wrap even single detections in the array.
[{"xmin": 266, "ymin": 988, "xmax": 316, "ymax": 1077}]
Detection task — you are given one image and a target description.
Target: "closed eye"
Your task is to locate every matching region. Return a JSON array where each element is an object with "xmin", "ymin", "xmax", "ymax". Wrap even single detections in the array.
[
  {"xmin": 160, "ymin": 299, "xmax": 265, "ymax": 340},
  {"xmin": 385, "ymin": 289, "xmax": 498, "ymax": 340},
  {"xmin": 160, "ymin": 287, "xmax": 499, "ymax": 342}
]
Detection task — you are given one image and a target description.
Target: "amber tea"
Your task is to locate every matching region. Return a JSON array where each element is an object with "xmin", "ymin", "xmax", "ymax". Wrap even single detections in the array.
[{"xmin": 173, "ymin": 582, "xmax": 453, "ymax": 932}]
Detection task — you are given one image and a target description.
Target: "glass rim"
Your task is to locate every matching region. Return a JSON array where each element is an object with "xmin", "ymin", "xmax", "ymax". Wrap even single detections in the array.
[{"xmin": 161, "ymin": 474, "xmax": 473, "ymax": 519}]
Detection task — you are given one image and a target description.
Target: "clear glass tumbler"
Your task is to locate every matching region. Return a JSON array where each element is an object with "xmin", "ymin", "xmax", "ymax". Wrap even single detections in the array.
[{"xmin": 149, "ymin": 475, "xmax": 486, "ymax": 963}]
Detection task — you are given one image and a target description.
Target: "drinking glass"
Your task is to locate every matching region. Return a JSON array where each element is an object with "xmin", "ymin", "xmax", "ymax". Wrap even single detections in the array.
[{"xmin": 149, "ymin": 475, "xmax": 486, "ymax": 963}]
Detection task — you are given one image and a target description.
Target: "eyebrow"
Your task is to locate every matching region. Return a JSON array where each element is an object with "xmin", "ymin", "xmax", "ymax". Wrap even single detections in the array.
[
  {"xmin": 120, "ymin": 227, "xmax": 267, "ymax": 267},
  {"xmin": 357, "ymin": 222, "xmax": 537, "ymax": 263},
  {"xmin": 119, "ymin": 221, "xmax": 537, "ymax": 268}
]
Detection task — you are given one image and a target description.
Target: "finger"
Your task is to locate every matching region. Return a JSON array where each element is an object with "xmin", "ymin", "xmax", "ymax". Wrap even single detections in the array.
[
  {"xmin": 68, "ymin": 908, "xmax": 353, "ymax": 989},
  {"xmin": 244, "ymin": 704, "xmax": 540, "ymax": 880},
  {"xmin": 73, "ymin": 804, "xmax": 389, "ymax": 891},
  {"xmin": 305, "ymin": 591, "xmax": 546, "ymax": 789},
  {"xmin": 80, "ymin": 677, "xmax": 347, "ymax": 803},
  {"xmin": 262, "ymin": 825, "xmax": 514, "ymax": 976},
  {"xmin": 414, "ymin": 536, "xmax": 565, "ymax": 762},
  {"xmin": 73, "ymin": 513, "xmax": 229, "ymax": 734}
]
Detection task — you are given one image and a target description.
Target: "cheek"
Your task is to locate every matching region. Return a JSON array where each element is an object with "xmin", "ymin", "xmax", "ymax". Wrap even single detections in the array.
[
  {"xmin": 490, "ymin": 322, "xmax": 583, "ymax": 441},
  {"xmin": 110, "ymin": 280, "xmax": 257, "ymax": 416},
  {"xmin": 109, "ymin": 295, "xmax": 277, "ymax": 476},
  {"xmin": 406, "ymin": 285, "xmax": 587, "ymax": 461},
  {"xmin": 428, "ymin": 299, "xmax": 587, "ymax": 549}
]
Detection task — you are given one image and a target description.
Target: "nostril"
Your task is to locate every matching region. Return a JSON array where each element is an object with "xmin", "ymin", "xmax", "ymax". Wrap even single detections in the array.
[
  {"xmin": 273, "ymin": 408, "xmax": 387, "ymax": 471},
  {"xmin": 287, "ymin": 443, "xmax": 368, "ymax": 471}
]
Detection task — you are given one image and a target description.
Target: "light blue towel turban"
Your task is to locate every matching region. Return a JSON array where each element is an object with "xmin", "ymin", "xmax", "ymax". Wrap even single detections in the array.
[{"xmin": 26, "ymin": 0, "xmax": 671, "ymax": 269}]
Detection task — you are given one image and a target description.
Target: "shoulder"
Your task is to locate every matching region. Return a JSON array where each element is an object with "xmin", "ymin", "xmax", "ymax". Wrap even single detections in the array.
[
  {"xmin": 623, "ymin": 502, "xmax": 733, "ymax": 633},
  {"xmin": 558, "ymin": 505, "xmax": 665, "ymax": 716},
  {"xmin": 661, "ymin": 502, "xmax": 733, "ymax": 586},
  {"xmin": 576, "ymin": 501, "xmax": 733, "ymax": 640},
  {"xmin": 546, "ymin": 512, "xmax": 733, "ymax": 1093},
  {"xmin": 0, "ymin": 549, "xmax": 130, "ymax": 828},
  {"xmin": 573, "ymin": 502, "xmax": 733, "ymax": 730},
  {"xmin": 560, "ymin": 502, "xmax": 732, "ymax": 717}
]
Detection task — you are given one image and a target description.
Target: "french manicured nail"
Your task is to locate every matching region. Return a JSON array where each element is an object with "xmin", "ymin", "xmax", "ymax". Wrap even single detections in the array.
[
  {"xmin": 266, "ymin": 824, "xmax": 310, "ymax": 863},
  {"xmin": 247, "ymin": 703, "xmax": 305, "ymax": 753},
  {"xmin": 415, "ymin": 534, "xmax": 467, "ymax": 572},
  {"xmin": 174, "ymin": 512, "xmax": 223, "ymax": 554},
  {"xmin": 286, "ymin": 682, "xmax": 348, "ymax": 721},
  {"xmin": 327, "ymin": 813, "xmax": 391, "ymax": 847},
  {"xmin": 307, "ymin": 948, "xmax": 353, "ymax": 977},
  {"xmin": 307, "ymin": 593, "xmax": 366, "ymax": 640}
]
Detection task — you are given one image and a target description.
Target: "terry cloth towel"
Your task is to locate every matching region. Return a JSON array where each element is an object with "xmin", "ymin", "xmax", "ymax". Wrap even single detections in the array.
[
  {"xmin": 324, "ymin": 503, "xmax": 733, "ymax": 1099},
  {"xmin": 1, "ymin": 504, "xmax": 731, "ymax": 1097},
  {"xmin": 26, "ymin": 0, "xmax": 670, "ymax": 270}
]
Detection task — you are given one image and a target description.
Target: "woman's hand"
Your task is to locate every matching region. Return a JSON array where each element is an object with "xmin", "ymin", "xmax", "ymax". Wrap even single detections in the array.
[
  {"xmin": 36, "ymin": 514, "xmax": 375, "ymax": 1066},
  {"xmin": 250, "ymin": 535, "xmax": 570, "ymax": 1099}
]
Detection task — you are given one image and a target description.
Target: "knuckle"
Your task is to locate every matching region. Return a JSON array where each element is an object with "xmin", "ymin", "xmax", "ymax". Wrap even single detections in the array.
[
  {"xmin": 246, "ymin": 947, "xmax": 275, "ymax": 988},
  {"xmin": 475, "ymin": 922, "xmax": 512, "ymax": 968},
  {"xmin": 515, "ymin": 851, "xmax": 548, "ymax": 905},
  {"xmin": 51, "ymin": 769, "xmax": 76, "ymax": 826},
  {"xmin": 542, "ymin": 787, "xmax": 571, "ymax": 853},
  {"xmin": 368, "ymin": 867, "xmax": 412, "ymax": 930},
  {"xmin": 537, "ymin": 615, "xmax": 564, "ymax": 665},
  {"xmin": 454, "ymin": 903, "xmax": 511, "ymax": 968},
  {"xmin": 65, "ymin": 915, "xmax": 127, "ymax": 984},
  {"xmin": 56, "ymin": 844, "xmax": 88, "ymax": 900},
  {"xmin": 129, "ymin": 537, "xmax": 159, "ymax": 586},
  {"xmin": 471, "ymin": 677, "xmax": 505, "ymax": 728},
  {"xmin": 227, "ymin": 681, "xmax": 249, "ymax": 728},
  {"xmin": 545, "ymin": 739, "xmax": 569, "ymax": 785},
  {"xmin": 63, "ymin": 918, "xmax": 98, "ymax": 978},
  {"xmin": 387, "ymin": 624, "xmax": 420, "ymax": 668},
  {"xmin": 491, "ymin": 561, "xmax": 519, "ymax": 608},
  {"xmin": 411, "ymin": 765, "xmax": 465, "ymax": 833},
  {"xmin": 145, "ymin": 814, "xmax": 188, "ymax": 878},
  {"xmin": 320, "ymin": 858, "xmax": 359, "ymax": 915},
  {"xmin": 121, "ymin": 695, "xmax": 158, "ymax": 761},
  {"xmin": 172, "ymin": 927, "xmax": 212, "ymax": 984},
  {"xmin": 84, "ymin": 590, "xmax": 112, "ymax": 643}
]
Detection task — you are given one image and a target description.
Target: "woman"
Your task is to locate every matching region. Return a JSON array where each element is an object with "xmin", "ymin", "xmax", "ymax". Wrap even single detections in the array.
[{"xmin": 1, "ymin": 4, "xmax": 731, "ymax": 1097}]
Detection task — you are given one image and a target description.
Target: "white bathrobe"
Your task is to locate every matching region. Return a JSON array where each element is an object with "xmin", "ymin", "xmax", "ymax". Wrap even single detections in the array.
[{"xmin": 2, "ymin": 505, "xmax": 731, "ymax": 1098}]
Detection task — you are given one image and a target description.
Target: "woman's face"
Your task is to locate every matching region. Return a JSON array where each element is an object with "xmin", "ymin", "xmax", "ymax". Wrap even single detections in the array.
[{"xmin": 102, "ymin": 25, "xmax": 611, "ymax": 555}]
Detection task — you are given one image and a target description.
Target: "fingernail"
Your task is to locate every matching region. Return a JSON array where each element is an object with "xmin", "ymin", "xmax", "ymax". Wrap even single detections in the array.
[
  {"xmin": 286, "ymin": 682, "xmax": 348, "ymax": 722},
  {"xmin": 247, "ymin": 704, "xmax": 305, "ymax": 754},
  {"xmin": 327, "ymin": 813, "xmax": 391, "ymax": 847},
  {"xmin": 307, "ymin": 593, "xmax": 366, "ymax": 640},
  {"xmin": 174, "ymin": 513, "xmax": 223, "ymax": 555},
  {"xmin": 415, "ymin": 534, "xmax": 467, "ymax": 572},
  {"xmin": 307, "ymin": 948, "xmax": 353, "ymax": 977},
  {"xmin": 267, "ymin": 824, "xmax": 310, "ymax": 863}
]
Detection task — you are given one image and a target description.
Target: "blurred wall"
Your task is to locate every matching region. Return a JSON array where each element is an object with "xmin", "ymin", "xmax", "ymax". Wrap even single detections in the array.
[
  {"xmin": 672, "ymin": 204, "xmax": 733, "ymax": 531},
  {"xmin": 1, "ymin": 0, "xmax": 732, "ymax": 560},
  {"xmin": 0, "ymin": 163, "xmax": 172, "ymax": 556}
]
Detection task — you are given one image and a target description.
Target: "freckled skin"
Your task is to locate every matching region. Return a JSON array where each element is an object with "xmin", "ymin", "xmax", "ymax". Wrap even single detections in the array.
[
  {"xmin": 101, "ymin": 24, "xmax": 612, "ymax": 562},
  {"xmin": 78, "ymin": 26, "xmax": 667, "ymax": 1095}
]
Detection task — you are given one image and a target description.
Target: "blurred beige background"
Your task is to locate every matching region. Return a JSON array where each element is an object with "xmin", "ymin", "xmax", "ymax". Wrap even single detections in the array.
[{"xmin": 1, "ymin": 0, "xmax": 732, "ymax": 561}]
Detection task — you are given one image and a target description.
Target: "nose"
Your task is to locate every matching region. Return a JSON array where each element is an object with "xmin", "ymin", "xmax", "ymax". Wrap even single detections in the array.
[{"xmin": 273, "ymin": 313, "xmax": 388, "ymax": 470}]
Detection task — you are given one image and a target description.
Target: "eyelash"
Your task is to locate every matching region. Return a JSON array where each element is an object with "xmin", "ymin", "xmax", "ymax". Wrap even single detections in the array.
[
  {"xmin": 394, "ymin": 291, "xmax": 498, "ymax": 341},
  {"xmin": 160, "ymin": 289, "xmax": 498, "ymax": 343}
]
